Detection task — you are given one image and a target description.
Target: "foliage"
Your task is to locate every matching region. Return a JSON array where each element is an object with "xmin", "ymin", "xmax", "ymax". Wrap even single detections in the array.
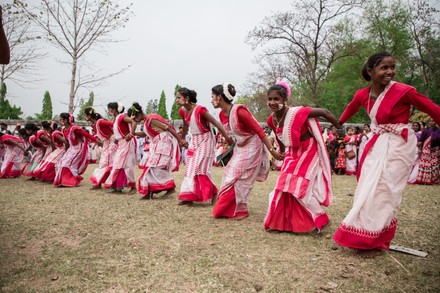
[
  {"xmin": 157, "ymin": 90, "xmax": 169, "ymax": 119},
  {"xmin": 76, "ymin": 92, "xmax": 94, "ymax": 121},
  {"xmin": 145, "ymin": 99, "xmax": 158, "ymax": 115},
  {"xmin": 0, "ymin": 83, "xmax": 22, "ymax": 119},
  {"xmin": 35, "ymin": 91, "xmax": 53, "ymax": 120},
  {"xmin": 170, "ymin": 84, "xmax": 181, "ymax": 120},
  {"xmin": 15, "ymin": 0, "xmax": 133, "ymax": 113},
  {"xmin": 236, "ymin": 91, "xmax": 271, "ymax": 122}
]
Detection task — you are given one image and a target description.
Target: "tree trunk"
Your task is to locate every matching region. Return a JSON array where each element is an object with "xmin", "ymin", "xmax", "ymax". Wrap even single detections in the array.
[
  {"xmin": 0, "ymin": 65, "xmax": 5, "ymax": 104},
  {"xmin": 69, "ymin": 57, "xmax": 77, "ymax": 114}
]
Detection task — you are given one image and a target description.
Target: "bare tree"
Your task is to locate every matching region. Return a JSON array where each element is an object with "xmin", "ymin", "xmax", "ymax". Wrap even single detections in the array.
[
  {"xmin": 247, "ymin": 0, "xmax": 361, "ymax": 106},
  {"xmin": 16, "ymin": 0, "xmax": 133, "ymax": 113},
  {"xmin": 0, "ymin": 4, "xmax": 46, "ymax": 103}
]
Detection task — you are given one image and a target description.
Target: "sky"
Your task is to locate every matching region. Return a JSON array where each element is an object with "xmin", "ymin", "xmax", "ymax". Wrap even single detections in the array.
[{"xmin": 6, "ymin": 0, "xmax": 294, "ymax": 119}]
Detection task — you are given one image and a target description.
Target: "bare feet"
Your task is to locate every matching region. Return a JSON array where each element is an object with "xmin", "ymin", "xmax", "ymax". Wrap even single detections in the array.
[
  {"xmin": 231, "ymin": 214, "xmax": 249, "ymax": 221},
  {"xmin": 109, "ymin": 189, "xmax": 122, "ymax": 194},
  {"xmin": 163, "ymin": 188, "xmax": 176, "ymax": 196},
  {"xmin": 177, "ymin": 200, "xmax": 193, "ymax": 206},
  {"xmin": 90, "ymin": 185, "xmax": 102, "ymax": 190},
  {"xmin": 356, "ymin": 249, "xmax": 382, "ymax": 258},
  {"xmin": 128, "ymin": 188, "xmax": 137, "ymax": 195}
]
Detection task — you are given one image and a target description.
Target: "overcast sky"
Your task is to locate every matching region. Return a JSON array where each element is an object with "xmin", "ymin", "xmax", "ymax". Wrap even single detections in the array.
[{"xmin": 6, "ymin": 0, "xmax": 294, "ymax": 119}]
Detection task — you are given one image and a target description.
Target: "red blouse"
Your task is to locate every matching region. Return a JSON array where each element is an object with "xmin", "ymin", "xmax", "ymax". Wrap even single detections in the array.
[
  {"xmin": 340, "ymin": 85, "xmax": 440, "ymax": 125},
  {"xmin": 219, "ymin": 106, "xmax": 266, "ymax": 139}
]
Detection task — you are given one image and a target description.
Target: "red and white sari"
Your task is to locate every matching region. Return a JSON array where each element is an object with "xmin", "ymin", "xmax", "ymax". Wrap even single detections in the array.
[
  {"xmin": 333, "ymin": 81, "xmax": 417, "ymax": 250},
  {"xmin": 32, "ymin": 130, "xmax": 53, "ymax": 178},
  {"xmin": 0, "ymin": 135, "xmax": 24, "ymax": 178},
  {"xmin": 21, "ymin": 135, "xmax": 44, "ymax": 177},
  {"xmin": 138, "ymin": 114, "xmax": 180, "ymax": 195},
  {"xmin": 38, "ymin": 130, "xmax": 65, "ymax": 182},
  {"xmin": 54, "ymin": 126, "xmax": 91, "ymax": 187},
  {"xmin": 104, "ymin": 114, "xmax": 137, "ymax": 190},
  {"xmin": 416, "ymin": 135, "xmax": 439, "ymax": 185},
  {"xmin": 90, "ymin": 119, "xmax": 117, "ymax": 186},
  {"xmin": 178, "ymin": 105, "xmax": 217, "ymax": 202},
  {"xmin": 212, "ymin": 105, "xmax": 270, "ymax": 219},
  {"xmin": 345, "ymin": 134, "xmax": 357, "ymax": 175},
  {"xmin": 264, "ymin": 106, "xmax": 332, "ymax": 232}
]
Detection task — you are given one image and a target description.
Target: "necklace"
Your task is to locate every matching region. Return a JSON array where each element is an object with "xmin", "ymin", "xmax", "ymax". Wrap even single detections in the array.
[{"xmin": 273, "ymin": 107, "xmax": 287, "ymax": 129}]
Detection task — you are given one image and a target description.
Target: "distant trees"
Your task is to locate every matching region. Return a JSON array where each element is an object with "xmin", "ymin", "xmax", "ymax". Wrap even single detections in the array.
[
  {"xmin": 246, "ymin": 0, "xmax": 440, "ymax": 122},
  {"xmin": 77, "ymin": 92, "xmax": 95, "ymax": 121},
  {"xmin": 35, "ymin": 91, "xmax": 53, "ymax": 120},
  {"xmin": 0, "ymin": 83, "xmax": 22, "ymax": 119},
  {"xmin": 157, "ymin": 90, "xmax": 169, "ymax": 119},
  {"xmin": 170, "ymin": 84, "xmax": 181, "ymax": 120}
]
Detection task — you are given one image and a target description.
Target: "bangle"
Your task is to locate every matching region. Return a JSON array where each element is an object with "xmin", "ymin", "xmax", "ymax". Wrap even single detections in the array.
[{"xmin": 269, "ymin": 148, "xmax": 274, "ymax": 152}]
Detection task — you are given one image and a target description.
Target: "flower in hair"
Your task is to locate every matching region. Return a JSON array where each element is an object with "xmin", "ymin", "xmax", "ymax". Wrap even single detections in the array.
[
  {"xmin": 117, "ymin": 103, "xmax": 124, "ymax": 113},
  {"xmin": 222, "ymin": 83, "xmax": 234, "ymax": 101},
  {"xmin": 275, "ymin": 81, "xmax": 291, "ymax": 98}
]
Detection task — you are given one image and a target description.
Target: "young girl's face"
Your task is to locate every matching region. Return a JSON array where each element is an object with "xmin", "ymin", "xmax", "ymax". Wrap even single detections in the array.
[
  {"xmin": 59, "ymin": 117, "xmax": 67, "ymax": 127},
  {"xmin": 211, "ymin": 93, "xmax": 221, "ymax": 109},
  {"xmin": 368, "ymin": 56, "xmax": 396, "ymax": 87},
  {"xmin": 175, "ymin": 92, "xmax": 187, "ymax": 107},
  {"xmin": 267, "ymin": 91, "xmax": 285, "ymax": 112},
  {"xmin": 347, "ymin": 128, "xmax": 353, "ymax": 135}
]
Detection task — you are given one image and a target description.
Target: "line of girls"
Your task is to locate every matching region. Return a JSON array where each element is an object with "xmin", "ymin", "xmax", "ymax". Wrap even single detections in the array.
[{"xmin": 2, "ymin": 51, "xmax": 439, "ymax": 258}]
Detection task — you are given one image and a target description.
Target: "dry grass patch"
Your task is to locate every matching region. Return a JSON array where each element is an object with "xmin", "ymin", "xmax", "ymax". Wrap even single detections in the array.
[{"xmin": 0, "ymin": 166, "xmax": 439, "ymax": 292}]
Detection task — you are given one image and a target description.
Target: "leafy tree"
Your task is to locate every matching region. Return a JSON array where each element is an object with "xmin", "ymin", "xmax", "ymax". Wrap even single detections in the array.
[
  {"xmin": 145, "ymin": 99, "xmax": 158, "ymax": 114},
  {"xmin": 77, "ymin": 92, "xmax": 95, "ymax": 121},
  {"xmin": 247, "ymin": 0, "xmax": 362, "ymax": 106},
  {"xmin": 35, "ymin": 91, "xmax": 53, "ymax": 120},
  {"xmin": 236, "ymin": 91, "xmax": 272, "ymax": 122},
  {"xmin": 16, "ymin": 0, "xmax": 133, "ymax": 113},
  {"xmin": 170, "ymin": 84, "xmax": 181, "ymax": 120},
  {"xmin": 157, "ymin": 90, "xmax": 169, "ymax": 119},
  {"xmin": 0, "ymin": 83, "xmax": 22, "ymax": 119}
]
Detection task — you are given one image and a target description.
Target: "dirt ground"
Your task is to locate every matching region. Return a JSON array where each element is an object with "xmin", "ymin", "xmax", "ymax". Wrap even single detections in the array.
[{"xmin": 0, "ymin": 165, "xmax": 439, "ymax": 292}]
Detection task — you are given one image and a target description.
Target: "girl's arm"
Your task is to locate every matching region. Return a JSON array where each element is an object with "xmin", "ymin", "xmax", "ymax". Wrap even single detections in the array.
[
  {"xmin": 40, "ymin": 134, "xmax": 56, "ymax": 150},
  {"xmin": 202, "ymin": 111, "xmax": 234, "ymax": 145},
  {"xmin": 7, "ymin": 139, "xmax": 29, "ymax": 155},
  {"xmin": 150, "ymin": 119, "xmax": 186, "ymax": 147},
  {"xmin": 308, "ymin": 108, "xmax": 342, "ymax": 129}
]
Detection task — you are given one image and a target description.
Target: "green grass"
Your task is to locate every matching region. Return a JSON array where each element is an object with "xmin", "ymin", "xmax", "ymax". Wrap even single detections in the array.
[{"xmin": 0, "ymin": 166, "xmax": 439, "ymax": 292}]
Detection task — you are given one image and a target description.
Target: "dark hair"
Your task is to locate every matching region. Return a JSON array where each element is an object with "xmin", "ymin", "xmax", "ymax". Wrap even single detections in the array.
[
  {"xmin": 18, "ymin": 128, "xmax": 27, "ymax": 136},
  {"xmin": 267, "ymin": 84, "xmax": 288, "ymax": 100},
  {"xmin": 24, "ymin": 123, "xmax": 39, "ymax": 132},
  {"xmin": 127, "ymin": 102, "xmax": 143, "ymax": 118},
  {"xmin": 346, "ymin": 126, "xmax": 353, "ymax": 131},
  {"xmin": 364, "ymin": 124, "xmax": 370, "ymax": 128},
  {"xmin": 41, "ymin": 121, "xmax": 51, "ymax": 130},
  {"xmin": 212, "ymin": 84, "xmax": 236, "ymax": 104},
  {"xmin": 107, "ymin": 102, "xmax": 125, "ymax": 114},
  {"xmin": 60, "ymin": 112, "xmax": 75, "ymax": 124},
  {"xmin": 52, "ymin": 122, "xmax": 58, "ymax": 130},
  {"xmin": 178, "ymin": 87, "xmax": 198, "ymax": 104},
  {"xmin": 84, "ymin": 107, "xmax": 102, "ymax": 120},
  {"xmin": 361, "ymin": 51, "xmax": 394, "ymax": 81},
  {"xmin": 0, "ymin": 122, "xmax": 7, "ymax": 127}
]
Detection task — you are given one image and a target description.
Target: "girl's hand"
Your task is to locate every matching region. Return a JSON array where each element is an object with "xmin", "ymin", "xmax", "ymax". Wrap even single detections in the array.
[
  {"xmin": 226, "ymin": 137, "xmax": 234, "ymax": 145},
  {"xmin": 271, "ymin": 149, "xmax": 284, "ymax": 161},
  {"xmin": 179, "ymin": 140, "xmax": 188, "ymax": 148},
  {"xmin": 125, "ymin": 134, "xmax": 132, "ymax": 141}
]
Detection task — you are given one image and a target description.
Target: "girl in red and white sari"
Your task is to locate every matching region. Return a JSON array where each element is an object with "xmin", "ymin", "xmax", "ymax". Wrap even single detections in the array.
[
  {"xmin": 0, "ymin": 131, "xmax": 28, "ymax": 178},
  {"xmin": 211, "ymin": 83, "xmax": 283, "ymax": 220},
  {"xmin": 38, "ymin": 124, "xmax": 66, "ymax": 182},
  {"xmin": 54, "ymin": 113, "xmax": 97, "ymax": 187},
  {"xmin": 416, "ymin": 118, "xmax": 439, "ymax": 185},
  {"xmin": 85, "ymin": 107, "xmax": 117, "ymax": 189},
  {"xmin": 175, "ymin": 87, "xmax": 233, "ymax": 205},
  {"xmin": 263, "ymin": 81, "xmax": 341, "ymax": 233},
  {"xmin": 33, "ymin": 121, "xmax": 56, "ymax": 179},
  {"xmin": 344, "ymin": 127, "xmax": 357, "ymax": 175},
  {"xmin": 127, "ymin": 103, "xmax": 183, "ymax": 199},
  {"xmin": 22, "ymin": 123, "xmax": 46, "ymax": 179},
  {"xmin": 333, "ymin": 52, "xmax": 440, "ymax": 256},
  {"xmin": 103, "ymin": 102, "xmax": 138, "ymax": 194}
]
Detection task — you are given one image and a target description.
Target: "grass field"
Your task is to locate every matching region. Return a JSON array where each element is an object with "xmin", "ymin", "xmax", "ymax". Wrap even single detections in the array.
[{"xmin": 0, "ymin": 165, "xmax": 439, "ymax": 292}]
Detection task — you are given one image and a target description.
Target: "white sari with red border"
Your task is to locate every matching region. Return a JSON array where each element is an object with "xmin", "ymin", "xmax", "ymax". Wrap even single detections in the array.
[
  {"xmin": 104, "ymin": 114, "xmax": 137, "ymax": 189},
  {"xmin": 333, "ymin": 81, "xmax": 416, "ymax": 250},
  {"xmin": 264, "ymin": 106, "xmax": 332, "ymax": 232},
  {"xmin": 21, "ymin": 135, "xmax": 44, "ymax": 177},
  {"xmin": 178, "ymin": 105, "xmax": 217, "ymax": 202},
  {"xmin": 137, "ymin": 114, "xmax": 180, "ymax": 195},
  {"xmin": 90, "ymin": 119, "xmax": 117, "ymax": 186},
  {"xmin": 212, "ymin": 105, "xmax": 269, "ymax": 218},
  {"xmin": 0, "ymin": 135, "xmax": 24, "ymax": 178},
  {"xmin": 54, "ymin": 125, "xmax": 90, "ymax": 186}
]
